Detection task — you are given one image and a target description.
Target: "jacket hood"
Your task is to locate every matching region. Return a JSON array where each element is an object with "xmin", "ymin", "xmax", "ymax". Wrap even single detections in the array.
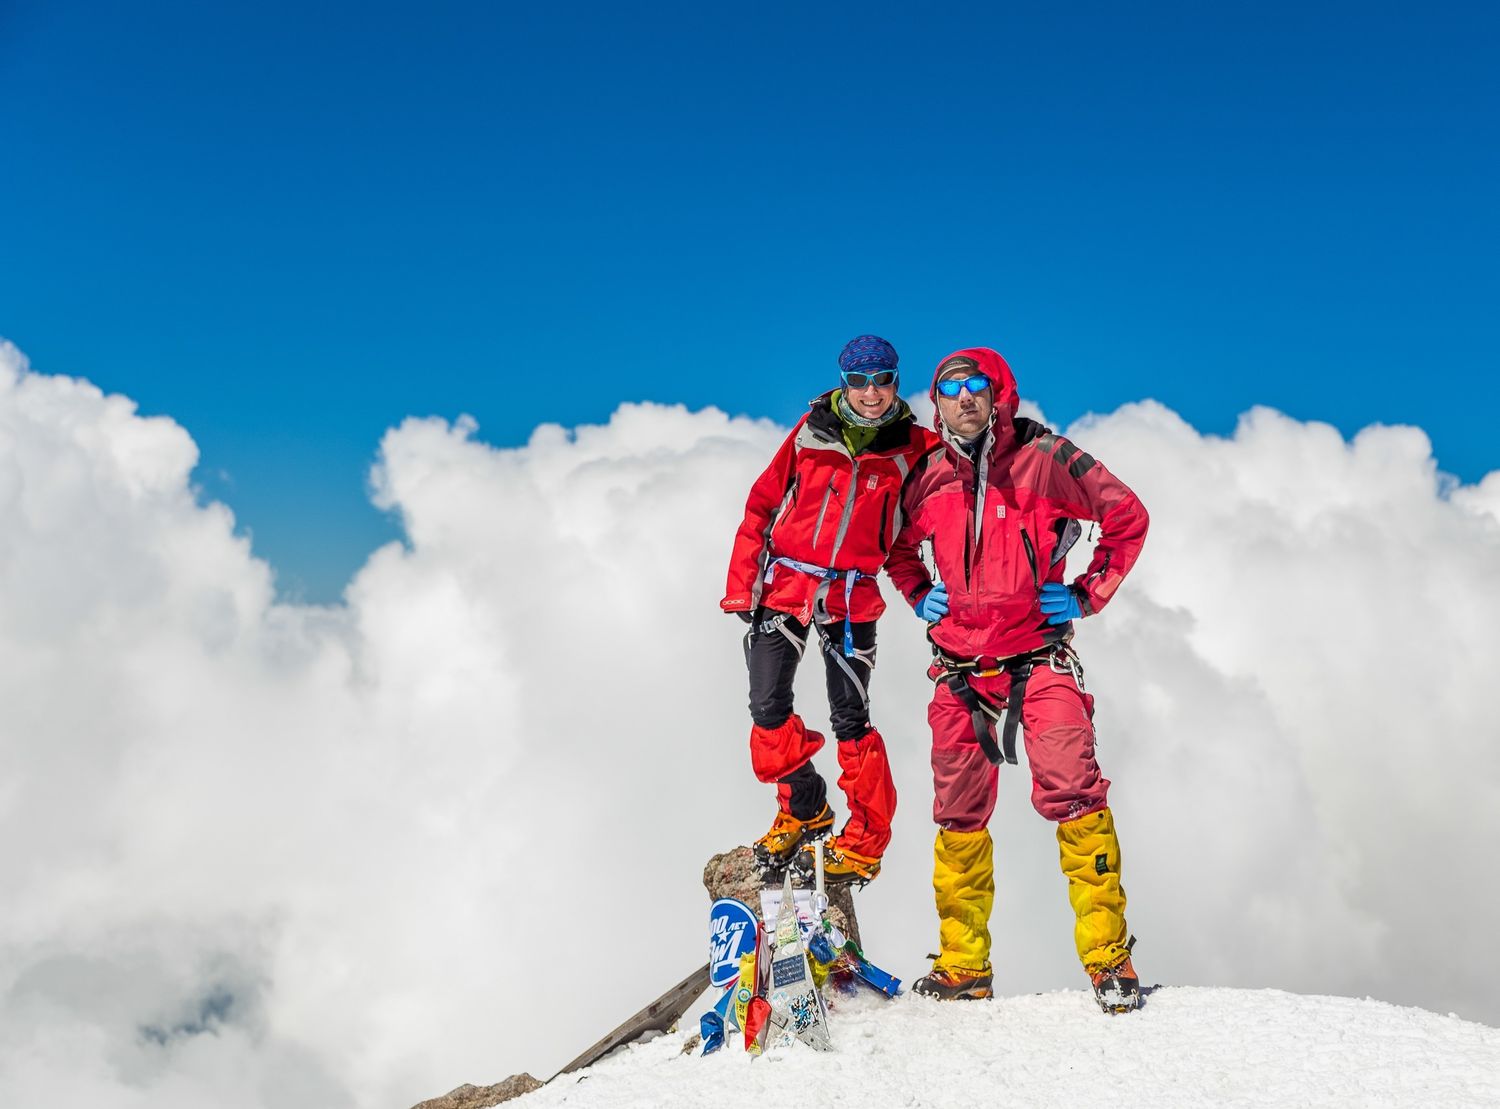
[{"xmin": 927, "ymin": 347, "xmax": 1019, "ymax": 434}]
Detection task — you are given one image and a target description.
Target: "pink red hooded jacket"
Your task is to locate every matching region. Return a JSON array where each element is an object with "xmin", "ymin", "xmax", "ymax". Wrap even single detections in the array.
[{"xmin": 886, "ymin": 348, "xmax": 1149, "ymax": 661}]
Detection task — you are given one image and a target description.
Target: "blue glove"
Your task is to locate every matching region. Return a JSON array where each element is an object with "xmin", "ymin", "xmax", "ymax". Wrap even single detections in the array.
[
  {"xmin": 1039, "ymin": 582, "xmax": 1083, "ymax": 625},
  {"xmin": 914, "ymin": 583, "xmax": 949, "ymax": 622}
]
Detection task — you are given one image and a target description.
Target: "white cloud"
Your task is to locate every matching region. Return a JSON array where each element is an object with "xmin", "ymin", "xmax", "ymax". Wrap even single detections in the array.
[{"xmin": 0, "ymin": 337, "xmax": 1495, "ymax": 1107}]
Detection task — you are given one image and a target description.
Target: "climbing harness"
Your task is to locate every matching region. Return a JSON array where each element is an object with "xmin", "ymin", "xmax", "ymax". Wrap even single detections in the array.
[{"xmin": 930, "ymin": 638, "xmax": 1085, "ymax": 765}]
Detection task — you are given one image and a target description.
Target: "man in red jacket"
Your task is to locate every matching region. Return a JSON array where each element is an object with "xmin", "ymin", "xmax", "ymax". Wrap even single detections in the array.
[
  {"xmin": 886, "ymin": 347, "xmax": 1149, "ymax": 1012},
  {"xmin": 722, "ymin": 336, "xmax": 938, "ymax": 885}
]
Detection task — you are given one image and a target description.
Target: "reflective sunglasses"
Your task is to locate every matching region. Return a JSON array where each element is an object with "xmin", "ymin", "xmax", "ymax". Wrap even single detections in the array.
[
  {"xmin": 841, "ymin": 369, "xmax": 898, "ymax": 389},
  {"xmin": 936, "ymin": 374, "xmax": 991, "ymax": 397}
]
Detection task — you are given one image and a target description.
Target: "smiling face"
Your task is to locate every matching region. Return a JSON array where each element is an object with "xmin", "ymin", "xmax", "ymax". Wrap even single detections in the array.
[
  {"xmin": 842, "ymin": 375, "xmax": 897, "ymax": 420},
  {"xmin": 935, "ymin": 369, "xmax": 993, "ymax": 438}
]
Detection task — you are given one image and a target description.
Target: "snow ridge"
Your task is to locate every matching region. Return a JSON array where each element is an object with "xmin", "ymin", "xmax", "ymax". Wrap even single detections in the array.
[{"xmin": 525, "ymin": 987, "xmax": 1500, "ymax": 1109}]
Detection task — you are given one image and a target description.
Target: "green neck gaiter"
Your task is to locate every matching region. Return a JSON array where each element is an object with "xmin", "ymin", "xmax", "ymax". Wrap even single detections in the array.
[{"xmin": 833, "ymin": 390, "xmax": 908, "ymax": 455}]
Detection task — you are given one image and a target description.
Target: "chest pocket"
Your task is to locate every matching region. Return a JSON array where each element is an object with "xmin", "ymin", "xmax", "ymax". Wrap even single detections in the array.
[
  {"xmin": 823, "ymin": 464, "xmax": 888, "ymax": 560},
  {"xmin": 773, "ymin": 476, "xmax": 800, "ymax": 527},
  {"xmin": 859, "ymin": 466, "xmax": 904, "ymax": 553},
  {"xmin": 981, "ymin": 501, "xmax": 1085, "ymax": 592},
  {"xmin": 977, "ymin": 489, "xmax": 1039, "ymax": 594}
]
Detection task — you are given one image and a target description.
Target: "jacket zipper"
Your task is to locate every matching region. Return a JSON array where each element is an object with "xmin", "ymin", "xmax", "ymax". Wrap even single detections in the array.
[
  {"xmin": 1020, "ymin": 526, "xmax": 1039, "ymax": 589},
  {"xmin": 770, "ymin": 476, "xmax": 799, "ymax": 541},
  {"xmin": 829, "ymin": 458, "xmax": 860, "ymax": 564},
  {"xmin": 969, "ymin": 436, "xmax": 991, "ymax": 592},
  {"xmin": 1086, "ymin": 550, "xmax": 1111, "ymax": 591},
  {"xmin": 812, "ymin": 484, "xmax": 834, "ymax": 549},
  {"xmin": 877, "ymin": 491, "xmax": 891, "ymax": 554},
  {"xmin": 962, "ymin": 458, "xmax": 975, "ymax": 588}
]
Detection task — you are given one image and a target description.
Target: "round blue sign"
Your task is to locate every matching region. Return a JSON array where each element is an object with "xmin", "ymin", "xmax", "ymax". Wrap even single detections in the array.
[{"xmin": 708, "ymin": 898, "xmax": 759, "ymax": 987}]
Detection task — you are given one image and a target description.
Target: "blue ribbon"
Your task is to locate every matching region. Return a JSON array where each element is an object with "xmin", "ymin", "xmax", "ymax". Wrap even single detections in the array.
[{"xmin": 764, "ymin": 557, "xmax": 867, "ymax": 658}]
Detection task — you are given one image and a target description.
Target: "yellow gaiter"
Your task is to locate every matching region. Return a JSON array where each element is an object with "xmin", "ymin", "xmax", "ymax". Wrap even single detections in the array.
[
  {"xmin": 932, "ymin": 828, "xmax": 995, "ymax": 973},
  {"xmin": 1056, "ymin": 806, "xmax": 1132, "ymax": 973}
]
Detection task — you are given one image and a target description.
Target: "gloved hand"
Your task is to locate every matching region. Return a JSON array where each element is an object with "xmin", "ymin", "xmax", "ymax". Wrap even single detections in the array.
[
  {"xmin": 1039, "ymin": 582, "xmax": 1083, "ymax": 625},
  {"xmin": 913, "ymin": 583, "xmax": 949, "ymax": 623}
]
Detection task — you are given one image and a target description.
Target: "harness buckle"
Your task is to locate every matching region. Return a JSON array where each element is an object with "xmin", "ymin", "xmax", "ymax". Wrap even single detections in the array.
[{"xmin": 1048, "ymin": 644, "xmax": 1086, "ymax": 692}]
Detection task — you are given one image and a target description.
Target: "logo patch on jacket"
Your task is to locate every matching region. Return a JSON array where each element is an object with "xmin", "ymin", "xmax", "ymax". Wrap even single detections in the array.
[
  {"xmin": 996, "ymin": 504, "xmax": 1006, "ymax": 519},
  {"xmin": 867, "ymin": 475, "xmax": 878, "ymax": 491}
]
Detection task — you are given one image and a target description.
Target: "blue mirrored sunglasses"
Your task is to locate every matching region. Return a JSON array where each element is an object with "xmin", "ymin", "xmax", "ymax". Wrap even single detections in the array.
[
  {"xmin": 936, "ymin": 374, "xmax": 991, "ymax": 397},
  {"xmin": 842, "ymin": 369, "xmax": 898, "ymax": 389}
]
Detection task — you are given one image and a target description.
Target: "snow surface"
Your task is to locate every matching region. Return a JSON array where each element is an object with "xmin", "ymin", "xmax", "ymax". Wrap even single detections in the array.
[{"xmin": 523, "ymin": 987, "xmax": 1500, "ymax": 1108}]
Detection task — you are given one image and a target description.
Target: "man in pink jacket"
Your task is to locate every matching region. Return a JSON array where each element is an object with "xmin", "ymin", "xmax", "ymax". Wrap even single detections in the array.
[{"xmin": 886, "ymin": 347, "xmax": 1149, "ymax": 1012}]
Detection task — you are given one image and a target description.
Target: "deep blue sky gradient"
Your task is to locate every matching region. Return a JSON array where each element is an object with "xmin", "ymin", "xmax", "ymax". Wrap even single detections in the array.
[{"xmin": 3, "ymin": 1, "xmax": 1496, "ymax": 600}]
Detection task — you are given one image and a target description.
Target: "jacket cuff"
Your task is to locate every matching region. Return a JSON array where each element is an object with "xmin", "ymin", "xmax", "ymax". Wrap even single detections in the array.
[{"xmin": 1072, "ymin": 583, "xmax": 1095, "ymax": 617}]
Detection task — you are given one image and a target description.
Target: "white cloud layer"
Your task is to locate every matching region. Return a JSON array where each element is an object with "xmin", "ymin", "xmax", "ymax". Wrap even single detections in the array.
[{"xmin": 0, "ymin": 337, "xmax": 1495, "ymax": 1107}]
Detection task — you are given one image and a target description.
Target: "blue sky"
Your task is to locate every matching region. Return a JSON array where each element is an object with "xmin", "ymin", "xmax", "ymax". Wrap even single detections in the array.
[{"xmin": 3, "ymin": 1, "xmax": 1495, "ymax": 601}]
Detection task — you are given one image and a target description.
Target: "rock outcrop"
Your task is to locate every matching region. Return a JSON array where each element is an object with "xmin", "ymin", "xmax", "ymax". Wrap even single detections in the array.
[
  {"xmin": 702, "ymin": 845, "xmax": 861, "ymax": 948},
  {"xmin": 410, "ymin": 1075, "xmax": 543, "ymax": 1109}
]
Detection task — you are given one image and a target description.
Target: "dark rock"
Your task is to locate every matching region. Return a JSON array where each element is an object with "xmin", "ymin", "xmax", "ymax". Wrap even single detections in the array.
[
  {"xmin": 410, "ymin": 1075, "xmax": 543, "ymax": 1109},
  {"xmin": 702, "ymin": 846, "xmax": 763, "ymax": 906}
]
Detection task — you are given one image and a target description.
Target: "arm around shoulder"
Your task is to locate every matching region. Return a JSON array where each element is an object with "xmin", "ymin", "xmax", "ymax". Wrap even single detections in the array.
[{"xmin": 884, "ymin": 462, "xmax": 937, "ymax": 607}]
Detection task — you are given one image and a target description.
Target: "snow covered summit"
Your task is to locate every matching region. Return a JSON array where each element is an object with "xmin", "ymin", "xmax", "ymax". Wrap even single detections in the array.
[{"xmin": 523, "ymin": 986, "xmax": 1500, "ymax": 1108}]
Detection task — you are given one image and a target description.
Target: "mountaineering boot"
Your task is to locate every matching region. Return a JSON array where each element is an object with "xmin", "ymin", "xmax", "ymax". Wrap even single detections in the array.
[
  {"xmin": 752, "ymin": 802, "xmax": 834, "ymax": 873},
  {"xmin": 794, "ymin": 833, "xmax": 881, "ymax": 886},
  {"xmin": 1090, "ymin": 954, "xmax": 1140, "ymax": 1014},
  {"xmin": 912, "ymin": 963, "xmax": 993, "ymax": 1001}
]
